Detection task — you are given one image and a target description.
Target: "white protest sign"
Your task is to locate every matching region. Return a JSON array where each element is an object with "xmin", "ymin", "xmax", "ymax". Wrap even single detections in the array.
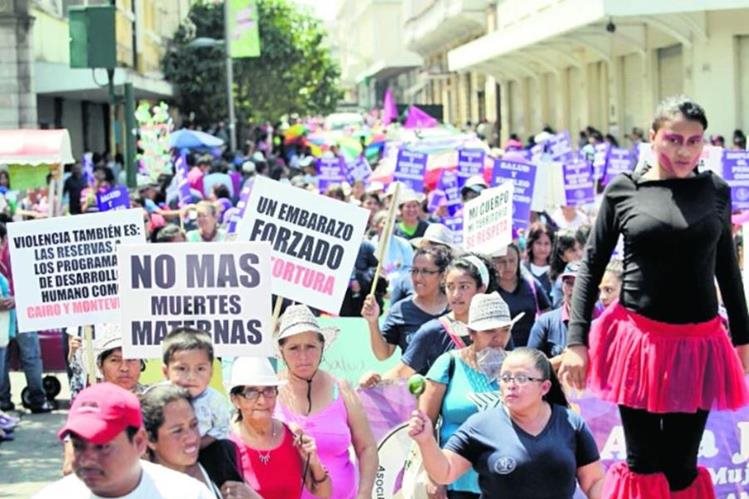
[
  {"xmin": 233, "ymin": 176, "xmax": 370, "ymax": 314},
  {"xmin": 8, "ymin": 209, "xmax": 145, "ymax": 333},
  {"xmin": 118, "ymin": 242, "xmax": 272, "ymax": 359},
  {"xmin": 462, "ymin": 182, "xmax": 513, "ymax": 254}
]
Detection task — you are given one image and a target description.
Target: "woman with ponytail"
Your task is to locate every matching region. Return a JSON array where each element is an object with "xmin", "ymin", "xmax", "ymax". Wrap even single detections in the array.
[{"xmin": 408, "ymin": 347, "xmax": 604, "ymax": 499}]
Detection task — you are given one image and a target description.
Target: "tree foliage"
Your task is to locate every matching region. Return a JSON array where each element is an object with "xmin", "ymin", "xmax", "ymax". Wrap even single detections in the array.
[{"xmin": 162, "ymin": 0, "xmax": 342, "ymax": 128}]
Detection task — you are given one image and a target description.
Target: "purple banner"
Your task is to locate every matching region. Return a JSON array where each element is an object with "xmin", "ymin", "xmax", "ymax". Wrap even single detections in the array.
[
  {"xmin": 563, "ymin": 155, "xmax": 595, "ymax": 206},
  {"xmin": 436, "ymin": 170, "xmax": 461, "ymax": 217},
  {"xmin": 317, "ymin": 156, "xmax": 347, "ymax": 193},
  {"xmin": 227, "ymin": 179, "xmax": 254, "ymax": 234},
  {"xmin": 603, "ymin": 147, "xmax": 634, "ymax": 185},
  {"xmin": 173, "ymin": 153, "xmax": 192, "ymax": 207},
  {"xmin": 96, "ymin": 185, "xmax": 130, "ymax": 212},
  {"xmin": 492, "ymin": 158, "xmax": 537, "ymax": 231},
  {"xmin": 359, "ymin": 380, "xmax": 749, "ymax": 498},
  {"xmin": 444, "ymin": 214, "xmax": 463, "ymax": 245},
  {"xmin": 593, "ymin": 143, "xmax": 611, "ymax": 182},
  {"xmin": 347, "ymin": 156, "xmax": 372, "ymax": 184},
  {"xmin": 394, "ymin": 148, "xmax": 428, "ymax": 193},
  {"xmin": 722, "ymin": 150, "xmax": 749, "ymax": 210},
  {"xmin": 548, "ymin": 131, "xmax": 573, "ymax": 161},
  {"xmin": 457, "ymin": 148, "xmax": 486, "ymax": 188}
]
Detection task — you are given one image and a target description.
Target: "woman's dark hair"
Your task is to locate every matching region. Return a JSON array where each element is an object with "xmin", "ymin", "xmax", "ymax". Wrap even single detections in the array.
[
  {"xmin": 362, "ymin": 193, "xmax": 381, "ymax": 207},
  {"xmin": 525, "ymin": 222, "xmax": 554, "ymax": 266},
  {"xmin": 212, "ymin": 183, "xmax": 231, "ymax": 200},
  {"xmin": 549, "ymin": 230, "xmax": 578, "ymax": 281},
  {"xmin": 574, "ymin": 224, "xmax": 591, "ymax": 248},
  {"xmin": 447, "ymin": 253, "xmax": 498, "ymax": 293},
  {"xmin": 652, "ymin": 95, "xmax": 708, "ymax": 133},
  {"xmin": 140, "ymin": 383, "xmax": 192, "ymax": 443},
  {"xmin": 508, "ymin": 347, "xmax": 568, "ymax": 407},
  {"xmin": 494, "ymin": 243, "xmax": 522, "ymax": 284},
  {"xmin": 414, "ymin": 245, "xmax": 453, "ymax": 273}
]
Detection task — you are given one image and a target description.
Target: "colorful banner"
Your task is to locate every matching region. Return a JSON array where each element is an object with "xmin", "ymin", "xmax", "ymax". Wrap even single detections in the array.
[
  {"xmin": 317, "ymin": 156, "xmax": 347, "ymax": 193},
  {"xmin": 227, "ymin": 180, "xmax": 254, "ymax": 235},
  {"xmin": 361, "ymin": 380, "xmax": 749, "ymax": 499},
  {"xmin": 722, "ymin": 150, "xmax": 749, "ymax": 210},
  {"xmin": 492, "ymin": 158, "xmax": 537, "ymax": 231},
  {"xmin": 563, "ymin": 155, "xmax": 595, "ymax": 206},
  {"xmin": 603, "ymin": 147, "xmax": 635, "ymax": 185},
  {"xmin": 233, "ymin": 176, "xmax": 369, "ymax": 314},
  {"xmin": 118, "ymin": 242, "xmax": 272, "ymax": 359},
  {"xmin": 8, "ymin": 209, "xmax": 146, "ymax": 333},
  {"xmin": 228, "ymin": 0, "xmax": 260, "ymax": 58},
  {"xmin": 462, "ymin": 182, "xmax": 513, "ymax": 254},
  {"xmin": 457, "ymin": 148, "xmax": 486, "ymax": 188},
  {"xmin": 96, "ymin": 185, "xmax": 130, "ymax": 212},
  {"xmin": 394, "ymin": 149, "xmax": 428, "ymax": 193}
]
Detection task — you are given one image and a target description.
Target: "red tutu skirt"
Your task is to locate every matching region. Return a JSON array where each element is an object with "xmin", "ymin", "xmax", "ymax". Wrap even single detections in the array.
[{"xmin": 588, "ymin": 303, "xmax": 749, "ymax": 413}]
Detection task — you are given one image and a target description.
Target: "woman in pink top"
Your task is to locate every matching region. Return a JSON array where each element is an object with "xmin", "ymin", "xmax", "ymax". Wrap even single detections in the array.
[{"xmin": 275, "ymin": 305, "xmax": 378, "ymax": 499}]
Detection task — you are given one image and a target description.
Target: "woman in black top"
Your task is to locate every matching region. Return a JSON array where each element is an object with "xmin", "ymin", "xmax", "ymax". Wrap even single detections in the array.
[{"xmin": 559, "ymin": 96, "xmax": 749, "ymax": 499}]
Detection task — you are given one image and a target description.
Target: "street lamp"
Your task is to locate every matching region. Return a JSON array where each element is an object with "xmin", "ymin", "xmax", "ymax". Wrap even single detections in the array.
[{"xmin": 185, "ymin": 24, "xmax": 238, "ymax": 151}]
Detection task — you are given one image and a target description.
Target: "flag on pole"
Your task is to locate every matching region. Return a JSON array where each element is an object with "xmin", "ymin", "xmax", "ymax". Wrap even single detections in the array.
[
  {"xmin": 228, "ymin": 0, "xmax": 260, "ymax": 58},
  {"xmin": 403, "ymin": 105, "xmax": 438, "ymax": 129},
  {"xmin": 382, "ymin": 88, "xmax": 397, "ymax": 125}
]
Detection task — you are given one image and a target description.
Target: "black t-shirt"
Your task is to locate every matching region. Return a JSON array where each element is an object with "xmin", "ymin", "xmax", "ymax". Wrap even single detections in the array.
[
  {"xmin": 63, "ymin": 175, "xmax": 87, "ymax": 214},
  {"xmin": 498, "ymin": 278, "xmax": 550, "ymax": 347},
  {"xmin": 381, "ymin": 298, "xmax": 447, "ymax": 352},
  {"xmin": 401, "ymin": 316, "xmax": 469, "ymax": 375},
  {"xmin": 569, "ymin": 171, "xmax": 749, "ymax": 345},
  {"xmin": 445, "ymin": 404, "xmax": 599, "ymax": 499}
]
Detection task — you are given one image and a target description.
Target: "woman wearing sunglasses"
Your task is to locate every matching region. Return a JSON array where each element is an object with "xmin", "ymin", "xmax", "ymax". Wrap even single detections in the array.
[
  {"xmin": 228, "ymin": 357, "xmax": 332, "ymax": 499},
  {"xmin": 362, "ymin": 245, "xmax": 451, "ymax": 361},
  {"xmin": 408, "ymin": 347, "xmax": 604, "ymax": 499}
]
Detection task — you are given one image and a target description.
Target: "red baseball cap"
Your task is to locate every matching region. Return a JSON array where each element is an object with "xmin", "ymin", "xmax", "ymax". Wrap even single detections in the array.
[{"xmin": 58, "ymin": 382, "xmax": 142, "ymax": 445}]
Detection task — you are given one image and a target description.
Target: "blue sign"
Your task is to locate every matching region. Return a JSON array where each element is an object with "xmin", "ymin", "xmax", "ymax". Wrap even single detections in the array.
[
  {"xmin": 722, "ymin": 150, "xmax": 749, "ymax": 210},
  {"xmin": 394, "ymin": 148, "xmax": 428, "ymax": 193},
  {"xmin": 492, "ymin": 158, "xmax": 537, "ymax": 231},
  {"xmin": 563, "ymin": 155, "xmax": 595, "ymax": 206},
  {"xmin": 457, "ymin": 148, "xmax": 485, "ymax": 188},
  {"xmin": 96, "ymin": 185, "xmax": 130, "ymax": 212}
]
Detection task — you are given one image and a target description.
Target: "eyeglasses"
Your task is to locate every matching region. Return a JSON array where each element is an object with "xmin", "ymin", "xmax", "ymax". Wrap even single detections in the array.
[
  {"xmin": 410, "ymin": 267, "xmax": 441, "ymax": 276},
  {"xmin": 499, "ymin": 373, "xmax": 546, "ymax": 385},
  {"xmin": 237, "ymin": 387, "xmax": 278, "ymax": 401}
]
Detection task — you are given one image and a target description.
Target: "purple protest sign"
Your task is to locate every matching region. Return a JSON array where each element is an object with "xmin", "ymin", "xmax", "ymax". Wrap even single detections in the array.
[
  {"xmin": 722, "ymin": 150, "xmax": 749, "ymax": 210},
  {"xmin": 457, "ymin": 148, "xmax": 485, "ymax": 188},
  {"xmin": 346, "ymin": 156, "xmax": 372, "ymax": 184},
  {"xmin": 492, "ymin": 158, "xmax": 537, "ymax": 231},
  {"xmin": 548, "ymin": 131, "xmax": 573, "ymax": 161},
  {"xmin": 593, "ymin": 143, "xmax": 611, "ymax": 182},
  {"xmin": 96, "ymin": 185, "xmax": 130, "ymax": 212},
  {"xmin": 444, "ymin": 215, "xmax": 463, "ymax": 245},
  {"xmin": 317, "ymin": 156, "xmax": 346, "ymax": 193},
  {"xmin": 563, "ymin": 155, "xmax": 595, "ymax": 206},
  {"xmin": 603, "ymin": 147, "xmax": 634, "ymax": 185},
  {"xmin": 394, "ymin": 148, "xmax": 428, "ymax": 193},
  {"xmin": 436, "ymin": 169, "xmax": 461, "ymax": 217},
  {"xmin": 227, "ymin": 179, "xmax": 254, "ymax": 234}
]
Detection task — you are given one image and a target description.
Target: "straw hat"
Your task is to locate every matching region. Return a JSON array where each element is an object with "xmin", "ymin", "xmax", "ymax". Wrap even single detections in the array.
[
  {"xmin": 276, "ymin": 304, "xmax": 338, "ymax": 348},
  {"xmin": 93, "ymin": 323, "xmax": 123, "ymax": 363},
  {"xmin": 411, "ymin": 223, "xmax": 455, "ymax": 248},
  {"xmin": 229, "ymin": 357, "xmax": 286, "ymax": 391},
  {"xmin": 466, "ymin": 292, "xmax": 525, "ymax": 332}
]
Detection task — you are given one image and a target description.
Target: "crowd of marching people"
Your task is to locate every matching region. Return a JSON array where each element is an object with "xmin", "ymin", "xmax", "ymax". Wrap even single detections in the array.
[{"xmin": 0, "ymin": 94, "xmax": 748, "ymax": 499}]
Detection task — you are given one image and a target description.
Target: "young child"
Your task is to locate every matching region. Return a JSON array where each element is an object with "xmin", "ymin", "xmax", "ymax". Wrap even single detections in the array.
[{"xmin": 162, "ymin": 327, "xmax": 230, "ymax": 449}]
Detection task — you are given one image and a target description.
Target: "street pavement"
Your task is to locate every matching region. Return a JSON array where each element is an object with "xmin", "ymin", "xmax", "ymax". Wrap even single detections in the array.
[{"xmin": 0, "ymin": 372, "xmax": 69, "ymax": 499}]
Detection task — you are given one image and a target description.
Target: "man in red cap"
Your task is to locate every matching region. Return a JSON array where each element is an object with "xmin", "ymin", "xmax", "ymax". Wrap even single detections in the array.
[{"xmin": 34, "ymin": 383, "xmax": 214, "ymax": 498}]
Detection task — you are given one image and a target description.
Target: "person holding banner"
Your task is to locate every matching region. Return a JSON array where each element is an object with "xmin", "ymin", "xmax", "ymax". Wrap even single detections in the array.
[
  {"xmin": 275, "ymin": 305, "xmax": 378, "ymax": 499},
  {"xmin": 415, "ymin": 292, "xmax": 521, "ymax": 498},
  {"xmin": 228, "ymin": 357, "xmax": 332, "ymax": 499},
  {"xmin": 560, "ymin": 96, "xmax": 749, "ymax": 498},
  {"xmin": 362, "ymin": 246, "xmax": 451, "ymax": 361},
  {"xmin": 409, "ymin": 347, "xmax": 604, "ymax": 499}
]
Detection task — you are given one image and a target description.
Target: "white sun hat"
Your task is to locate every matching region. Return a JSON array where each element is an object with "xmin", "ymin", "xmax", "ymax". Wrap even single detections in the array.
[
  {"xmin": 276, "ymin": 304, "xmax": 339, "ymax": 348},
  {"xmin": 466, "ymin": 292, "xmax": 525, "ymax": 331},
  {"xmin": 229, "ymin": 357, "xmax": 286, "ymax": 391},
  {"xmin": 410, "ymin": 223, "xmax": 456, "ymax": 249}
]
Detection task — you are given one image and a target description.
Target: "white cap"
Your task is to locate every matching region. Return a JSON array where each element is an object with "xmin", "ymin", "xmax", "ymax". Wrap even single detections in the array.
[
  {"xmin": 229, "ymin": 357, "xmax": 286, "ymax": 390},
  {"xmin": 466, "ymin": 292, "xmax": 525, "ymax": 332},
  {"xmin": 411, "ymin": 223, "xmax": 455, "ymax": 249}
]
